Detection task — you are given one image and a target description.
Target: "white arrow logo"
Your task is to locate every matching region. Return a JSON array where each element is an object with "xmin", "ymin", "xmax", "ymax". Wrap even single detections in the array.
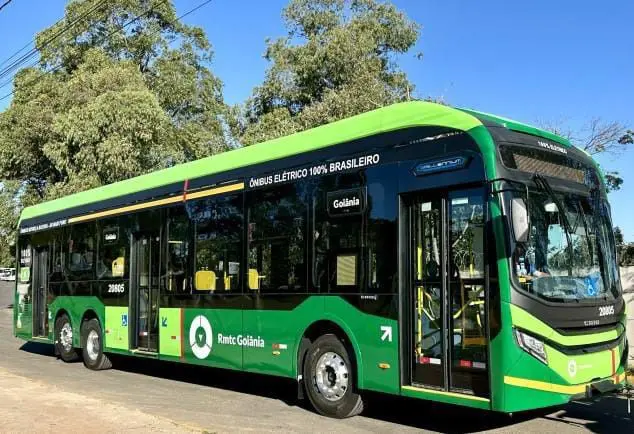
[{"xmin": 380, "ymin": 326, "xmax": 392, "ymax": 342}]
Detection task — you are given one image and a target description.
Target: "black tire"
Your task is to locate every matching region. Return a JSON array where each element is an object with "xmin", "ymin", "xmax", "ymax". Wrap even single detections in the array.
[
  {"xmin": 54, "ymin": 314, "xmax": 79, "ymax": 362},
  {"xmin": 303, "ymin": 334, "xmax": 364, "ymax": 418},
  {"xmin": 81, "ymin": 318, "xmax": 112, "ymax": 370}
]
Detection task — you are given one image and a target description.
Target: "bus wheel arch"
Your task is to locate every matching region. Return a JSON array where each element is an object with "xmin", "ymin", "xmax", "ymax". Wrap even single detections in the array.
[
  {"xmin": 53, "ymin": 309, "xmax": 79, "ymax": 362},
  {"xmin": 298, "ymin": 320, "xmax": 365, "ymax": 418}
]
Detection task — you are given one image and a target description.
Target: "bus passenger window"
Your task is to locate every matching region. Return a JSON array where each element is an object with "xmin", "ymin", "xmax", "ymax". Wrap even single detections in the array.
[
  {"xmin": 313, "ymin": 179, "xmax": 366, "ymax": 293},
  {"xmin": 97, "ymin": 220, "xmax": 129, "ymax": 280},
  {"xmin": 166, "ymin": 208, "xmax": 190, "ymax": 293},
  {"xmin": 49, "ymin": 230, "xmax": 66, "ymax": 282},
  {"xmin": 67, "ymin": 224, "xmax": 95, "ymax": 281},
  {"xmin": 247, "ymin": 183, "xmax": 308, "ymax": 293},
  {"xmin": 187, "ymin": 194, "xmax": 243, "ymax": 293}
]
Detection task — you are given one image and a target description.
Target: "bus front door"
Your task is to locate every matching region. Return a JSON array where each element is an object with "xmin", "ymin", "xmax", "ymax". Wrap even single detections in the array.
[
  {"xmin": 131, "ymin": 233, "xmax": 161, "ymax": 352},
  {"xmin": 407, "ymin": 188, "xmax": 489, "ymax": 398}
]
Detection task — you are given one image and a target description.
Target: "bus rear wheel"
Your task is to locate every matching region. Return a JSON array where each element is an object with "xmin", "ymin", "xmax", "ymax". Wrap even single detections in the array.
[
  {"xmin": 303, "ymin": 334, "xmax": 364, "ymax": 418},
  {"xmin": 80, "ymin": 318, "xmax": 112, "ymax": 371},
  {"xmin": 54, "ymin": 314, "xmax": 79, "ymax": 362}
]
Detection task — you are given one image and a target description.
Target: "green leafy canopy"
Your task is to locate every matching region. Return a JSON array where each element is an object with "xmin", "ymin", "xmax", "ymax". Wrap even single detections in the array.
[
  {"xmin": 0, "ymin": 0, "xmax": 231, "ymax": 262},
  {"xmin": 234, "ymin": 0, "xmax": 421, "ymax": 145}
]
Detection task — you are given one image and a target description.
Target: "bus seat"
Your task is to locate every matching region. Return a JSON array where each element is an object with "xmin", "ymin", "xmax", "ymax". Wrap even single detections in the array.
[
  {"xmin": 224, "ymin": 273, "xmax": 232, "ymax": 290},
  {"xmin": 195, "ymin": 270, "xmax": 216, "ymax": 291},
  {"xmin": 248, "ymin": 269, "xmax": 260, "ymax": 291},
  {"xmin": 112, "ymin": 257, "xmax": 125, "ymax": 277}
]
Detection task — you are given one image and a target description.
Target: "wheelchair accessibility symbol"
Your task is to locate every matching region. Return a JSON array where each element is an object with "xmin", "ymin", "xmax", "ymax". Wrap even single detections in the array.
[{"xmin": 189, "ymin": 315, "xmax": 213, "ymax": 359}]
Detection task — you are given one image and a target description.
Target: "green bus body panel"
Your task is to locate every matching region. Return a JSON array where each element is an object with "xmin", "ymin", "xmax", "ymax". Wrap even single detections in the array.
[
  {"xmin": 179, "ymin": 297, "xmax": 399, "ymax": 394},
  {"xmin": 466, "ymin": 125, "xmax": 498, "ymax": 181},
  {"xmin": 48, "ymin": 296, "xmax": 105, "ymax": 347},
  {"xmin": 510, "ymin": 304, "xmax": 621, "ymax": 346},
  {"xmin": 159, "ymin": 308, "xmax": 182, "ymax": 357},
  {"xmin": 105, "ymin": 306, "xmax": 129, "ymax": 350},
  {"xmin": 182, "ymin": 308, "xmax": 243, "ymax": 370},
  {"xmin": 20, "ymin": 101, "xmax": 484, "ymax": 223},
  {"xmin": 14, "ymin": 293, "xmax": 32, "ymax": 341},
  {"xmin": 497, "ymin": 303, "xmax": 626, "ymax": 412},
  {"xmin": 27, "ymin": 295, "xmax": 401, "ymax": 396},
  {"xmin": 487, "ymin": 196, "xmax": 511, "ymax": 410}
]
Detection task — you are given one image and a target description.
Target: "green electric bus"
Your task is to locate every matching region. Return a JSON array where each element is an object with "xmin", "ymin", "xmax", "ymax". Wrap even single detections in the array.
[{"xmin": 13, "ymin": 101, "xmax": 627, "ymax": 418}]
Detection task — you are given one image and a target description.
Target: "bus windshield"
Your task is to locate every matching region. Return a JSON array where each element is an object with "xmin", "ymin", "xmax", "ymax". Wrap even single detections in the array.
[{"xmin": 512, "ymin": 188, "xmax": 620, "ymax": 302}]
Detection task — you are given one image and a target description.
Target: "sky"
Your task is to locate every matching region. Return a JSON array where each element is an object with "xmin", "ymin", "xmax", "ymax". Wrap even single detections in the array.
[{"xmin": 0, "ymin": 0, "xmax": 633, "ymax": 238}]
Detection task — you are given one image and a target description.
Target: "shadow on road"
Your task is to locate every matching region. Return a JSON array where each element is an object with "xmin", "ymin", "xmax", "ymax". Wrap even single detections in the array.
[
  {"xmin": 18, "ymin": 341, "xmax": 632, "ymax": 432},
  {"xmin": 541, "ymin": 398, "xmax": 633, "ymax": 433},
  {"xmin": 20, "ymin": 341, "xmax": 55, "ymax": 357}
]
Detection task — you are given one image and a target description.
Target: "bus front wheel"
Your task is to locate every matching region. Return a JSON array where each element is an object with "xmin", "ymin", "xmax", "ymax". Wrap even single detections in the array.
[
  {"xmin": 303, "ymin": 334, "xmax": 364, "ymax": 418},
  {"xmin": 80, "ymin": 318, "xmax": 112, "ymax": 371}
]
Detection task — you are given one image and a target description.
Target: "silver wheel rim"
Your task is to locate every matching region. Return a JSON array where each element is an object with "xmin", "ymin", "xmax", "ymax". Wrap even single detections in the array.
[
  {"xmin": 59, "ymin": 322, "xmax": 73, "ymax": 352},
  {"xmin": 315, "ymin": 351, "xmax": 349, "ymax": 402},
  {"xmin": 86, "ymin": 330, "xmax": 100, "ymax": 361}
]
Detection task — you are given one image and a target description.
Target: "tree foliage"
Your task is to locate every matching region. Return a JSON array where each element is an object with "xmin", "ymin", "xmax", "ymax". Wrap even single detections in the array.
[
  {"xmin": 614, "ymin": 226, "xmax": 634, "ymax": 266},
  {"xmin": 234, "ymin": 0, "xmax": 420, "ymax": 145},
  {"xmin": 0, "ymin": 0, "xmax": 230, "ymax": 264}
]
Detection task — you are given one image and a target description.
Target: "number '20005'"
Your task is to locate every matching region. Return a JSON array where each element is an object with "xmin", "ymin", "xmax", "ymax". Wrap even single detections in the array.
[
  {"xmin": 598, "ymin": 305, "xmax": 614, "ymax": 317},
  {"xmin": 107, "ymin": 283, "xmax": 125, "ymax": 293}
]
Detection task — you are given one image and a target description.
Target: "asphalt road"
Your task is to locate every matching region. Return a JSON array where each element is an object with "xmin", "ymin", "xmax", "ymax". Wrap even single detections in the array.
[{"xmin": 0, "ymin": 282, "xmax": 632, "ymax": 433}]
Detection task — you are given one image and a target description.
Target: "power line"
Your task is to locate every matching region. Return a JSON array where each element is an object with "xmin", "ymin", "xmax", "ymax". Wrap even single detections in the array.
[
  {"xmin": 0, "ymin": 0, "xmax": 14, "ymax": 13},
  {"xmin": 0, "ymin": 0, "xmax": 214, "ymax": 103},
  {"xmin": 0, "ymin": 0, "xmax": 110, "ymax": 84}
]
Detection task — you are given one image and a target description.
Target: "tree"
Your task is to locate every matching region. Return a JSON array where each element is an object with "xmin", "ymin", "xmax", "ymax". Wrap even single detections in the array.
[
  {"xmin": 0, "ymin": 0, "xmax": 229, "ymax": 249},
  {"xmin": 542, "ymin": 118, "xmax": 633, "ymax": 191},
  {"xmin": 0, "ymin": 182, "xmax": 20, "ymax": 266},
  {"xmin": 234, "ymin": 0, "xmax": 420, "ymax": 145},
  {"xmin": 614, "ymin": 226, "xmax": 624, "ymax": 248}
]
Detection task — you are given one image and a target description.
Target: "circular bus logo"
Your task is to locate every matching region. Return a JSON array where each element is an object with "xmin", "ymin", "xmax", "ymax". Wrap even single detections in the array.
[
  {"xmin": 567, "ymin": 359, "xmax": 577, "ymax": 378},
  {"xmin": 189, "ymin": 315, "xmax": 213, "ymax": 359}
]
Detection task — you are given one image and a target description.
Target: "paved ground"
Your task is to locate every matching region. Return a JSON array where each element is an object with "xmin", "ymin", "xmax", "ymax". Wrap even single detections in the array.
[{"xmin": 0, "ymin": 282, "xmax": 633, "ymax": 433}]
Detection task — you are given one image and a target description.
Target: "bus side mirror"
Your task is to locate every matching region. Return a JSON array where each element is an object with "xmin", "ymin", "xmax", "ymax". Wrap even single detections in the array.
[{"xmin": 511, "ymin": 198, "xmax": 529, "ymax": 243}]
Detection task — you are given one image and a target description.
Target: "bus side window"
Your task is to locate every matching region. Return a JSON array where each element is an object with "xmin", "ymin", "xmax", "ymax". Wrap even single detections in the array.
[
  {"xmin": 312, "ymin": 173, "xmax": 366, "ymax": 294},
  {"xmin": 247, "ymin": 183, "xmax": 308, "ymax": 293},
  {"xmin": 165, "ymin": 207, "xmax": 191, "ymax": 294},
  {"xmin": 96, "ymin": 218, "xmax": 129, "ymax": 280},
  {"xmin": 49, "ymin": 230, "xmax": 65, "ymax": 283},
  {"xmin": 67, "ymin": 223, "xmax": 95, "ymax": 281},
  {"xmin": 187, "ymin": 193, "xmax": 243, "ymax": 293}
]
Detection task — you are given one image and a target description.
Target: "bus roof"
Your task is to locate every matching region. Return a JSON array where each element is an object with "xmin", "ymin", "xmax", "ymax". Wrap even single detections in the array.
[{"xmin": 19, "ymin": 101, "xmax": 568, "ymax": 223}]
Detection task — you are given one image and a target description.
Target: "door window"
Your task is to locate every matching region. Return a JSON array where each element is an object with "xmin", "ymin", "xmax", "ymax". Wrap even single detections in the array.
[
  {"xmin": 412, "ymin": 198, "xmax": 445, "ymax": 388},
  {"xmin": 448, "ymin": 190, "xmax": 488, "ymax": 394}
]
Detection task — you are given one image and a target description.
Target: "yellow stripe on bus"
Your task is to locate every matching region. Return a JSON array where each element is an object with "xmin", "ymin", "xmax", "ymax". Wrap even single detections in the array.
[
  {"xmin": 401, "ymin": 385, "xmax": 490, "ymax": 402},
  {"xmin": 68, "ymin": 182, "xmax": 244, "ymax": 224},
  {"xmin": 504, "ymin": 375, "xmax": 624, "ymax": 395}
]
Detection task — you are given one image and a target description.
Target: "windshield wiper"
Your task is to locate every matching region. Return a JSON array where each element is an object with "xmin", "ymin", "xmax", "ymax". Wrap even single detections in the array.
[{"xmin": 533, "ymin": 173, "xmax": 574, "ymax": 276}]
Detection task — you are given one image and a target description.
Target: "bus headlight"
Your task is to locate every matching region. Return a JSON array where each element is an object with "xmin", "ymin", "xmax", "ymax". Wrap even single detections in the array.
[{"xmin": 514, "ymin": 329, "xmax": 548, "ymax": 365}]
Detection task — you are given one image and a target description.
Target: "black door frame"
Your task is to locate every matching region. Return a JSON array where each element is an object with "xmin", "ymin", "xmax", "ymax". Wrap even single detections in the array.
[
  {"xmin": 129, "ymin": 230, "xmax": 162, "ymax": 352},
  {"xmin": 400, "ymin": 185, "xmax": 490, "ymax": 396},
  {"xmin": 31, "ymin": 246, "xmax": 49, "ymax": 338}
]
